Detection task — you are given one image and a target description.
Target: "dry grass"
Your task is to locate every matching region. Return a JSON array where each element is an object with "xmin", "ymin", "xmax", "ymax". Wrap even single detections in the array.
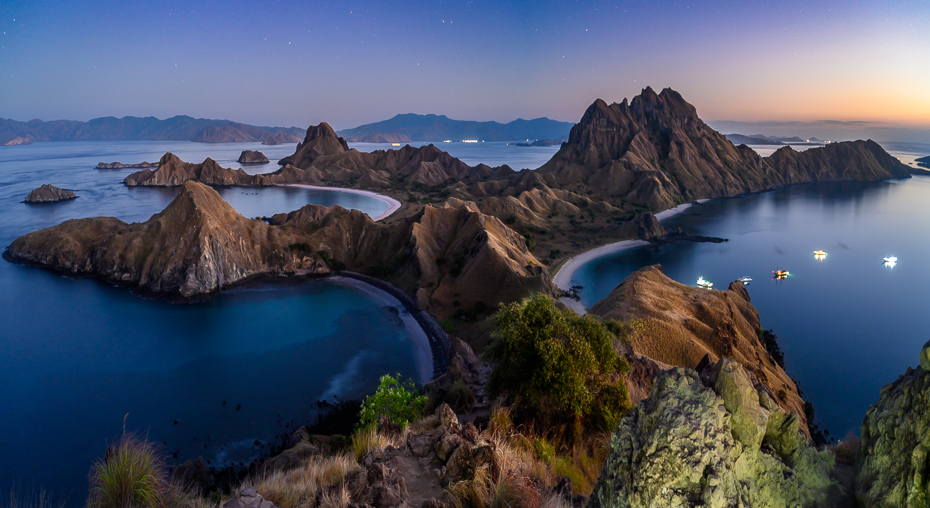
[
  {"xmin": 317, "ymin": 485, "xmax": 350, "ymax": 508},
  {"xmin": 87, "ymin": 434, "xmax": 168, "ymax": 508},
  {"xmin": 1, "ymin": 485, "xmax": 65, "ymax": 508},
  {"xmin": 349, "ymin": 427, "xmax": 404, "ymax": 463},
  {"xmin": 164, "ymin": 485, "xmax": 217, "ymax": 508},
  {"xmin": 252, "ymin": 454, "xmax": 359, "ymax": 508},
  {"xmin": 831, "ymin": 431, "xmax": 860, "ymax": 465}
]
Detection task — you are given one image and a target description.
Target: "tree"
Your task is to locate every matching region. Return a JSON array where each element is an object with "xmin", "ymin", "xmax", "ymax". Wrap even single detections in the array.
[
  {"xmin": 357, "ymin": 374, "xmax": 428, "ymax": 430},
  {"xmin": 485, "ymin": 293, "xmax": 630, "ymax": 431}
]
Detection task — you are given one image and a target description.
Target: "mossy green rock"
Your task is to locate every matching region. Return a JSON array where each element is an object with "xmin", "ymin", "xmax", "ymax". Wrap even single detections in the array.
[
  {"xmin": 856, "ymin": 345, "xmax": 930, "ymax": 507},
  {"xmin": 588, "ymin": 362, "xmax": 837, "ymax": 508}
]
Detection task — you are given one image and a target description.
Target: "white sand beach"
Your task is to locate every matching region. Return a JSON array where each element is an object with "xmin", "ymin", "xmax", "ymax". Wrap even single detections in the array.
[
  {"xmin": 552, "ymin": 199, "xmax": 709, "ymax": 314},
  {"xmin": 279, "ymin": 184, "xmax": 402, "ymax": 221},
  {"xmin": 329, "ymin": 275, "xmax": 433, "ymax": 386}
]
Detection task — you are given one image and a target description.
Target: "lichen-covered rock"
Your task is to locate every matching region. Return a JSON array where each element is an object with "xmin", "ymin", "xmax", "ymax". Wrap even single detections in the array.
[
  {"xmin": 588, "ymin": 362, "xmax": 837, "ymax": 508},
  {"xmin": 856, "ymin": 342, "xmax": 930, "ymax": 506}
]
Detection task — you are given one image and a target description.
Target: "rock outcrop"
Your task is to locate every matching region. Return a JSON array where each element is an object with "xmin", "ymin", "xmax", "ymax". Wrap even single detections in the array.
[
  {"xmin": 617, "ymin": 212, "xmax": 667, "ymax": 241},
  {"xmin": 588, "ymin": 360, "xmax": 840, "ymax": 508},
  {"xmin": 2, "ymin": 135, "xmax": 32, "ymax": 146},
  {"xmin": 856, "ymin": 341, "xmax": 930, "ymax": 506},
  {"xmin": 589, "ymin": 265, "xmax": 810, "ymax": 435},
  {"xmin": 96, "ymin": 161, "xmax": 158, "ymax": 169},
  {"xmin": 8, "ymin": 181, "xmax": 328, "ymax": 297},
  {"xmin": 23, "ymin": 184, "xmax": 77, "ymax": 203},
  {"xmin": 276, "ymin": 123, "xmax": 350, "ymax": 168},
  {"xmin": 347, "ymin": 133, "xmax": 412, "ymax": 143},
  {"xmin": 237, "ymin": 150, "xmax": 270, "ymax": 164}
]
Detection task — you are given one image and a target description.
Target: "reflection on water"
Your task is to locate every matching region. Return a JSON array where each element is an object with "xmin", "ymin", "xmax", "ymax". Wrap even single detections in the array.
[{"xmin": 573, "ymin": 178, "xmax": 930, "ymax": 439}]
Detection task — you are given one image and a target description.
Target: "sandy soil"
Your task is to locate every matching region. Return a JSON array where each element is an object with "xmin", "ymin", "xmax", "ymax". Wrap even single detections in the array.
[
  {"xmin": 329, "ymin": 276, "xmax": 433, "ymax": 385},
  {"xmin": 278, "ymin": 184, "xmax": 402, "ymax": 221}
]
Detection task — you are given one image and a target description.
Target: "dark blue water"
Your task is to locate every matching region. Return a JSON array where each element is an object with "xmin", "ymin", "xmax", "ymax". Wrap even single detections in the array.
[
  {"xmin": 573, "ymin": 175, "xmax": 930, "ymax": 439},
  {"xmin": 0, "ymin": 141, "xmax": 412, "ymax": 503}
]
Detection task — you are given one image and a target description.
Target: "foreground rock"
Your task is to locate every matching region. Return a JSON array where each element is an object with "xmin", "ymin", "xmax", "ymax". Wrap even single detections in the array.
[
  {"xmin": 589, "ymin": 265, "xmax": 811, "ymax": 435},
  {"xmin": 224, "ymin": 487, "xmax": 278, "ymax": 508},
  {"xmin": 237, "ymin": 150, "xmax": 270, "ymax": 164},
  {"xmin": 23, "ymin": 184, "xmax": 77, "ymax": 203},
  {"xmin": 2, "ymin": 136, "xmax": 32, "ymax": 146},
  {"xmin": 856, "ymin": 341, "xmax": 930, "ymax": 506},
  {"xmin": 589, "ymin": 359, "xmax": 841, "ymax": 507},
  {"xmin": 96, "ymin": 161, "xmax": 158, "ymax": 169}
]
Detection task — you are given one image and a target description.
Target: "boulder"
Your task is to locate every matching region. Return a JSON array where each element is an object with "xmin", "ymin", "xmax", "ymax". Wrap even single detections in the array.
[
  {"xmin": 588, "ymin": 361, "xmax": 838, "ymax": 508},
  {"xmin": 224, "ymin": 487, "xmax": 278, "ymax": 508}
]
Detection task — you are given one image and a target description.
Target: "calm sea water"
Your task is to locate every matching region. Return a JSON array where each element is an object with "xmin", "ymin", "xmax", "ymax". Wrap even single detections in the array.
[
  {"xmin": 0, "ymin": 141, "xmax": 406, "ymax": 503},
  {"xmin": 0, "ymin": 139, "xmax": 559, "ymax": 502},
  {"xmin": 572, "ymin": 143, "xmax": 930, "ymax": 438}
]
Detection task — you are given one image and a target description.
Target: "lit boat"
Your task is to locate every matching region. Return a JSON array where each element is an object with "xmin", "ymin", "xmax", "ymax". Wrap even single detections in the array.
[
  {"xmin": 738, "ymin": 276, "xmax": 752, "ymax": 285},
  {"xmin": 814, "ymin": 250, "xmax": 827, "ymax": 260},
  {"xmin": 696, "ymin": 276, "xmax": 713, "ymax": 289},
  {"xmin": 392, "ymin": 142, "xmax": 401, "ymax": 146},
  {"xmin": 884, "ymin": 256, "xmax": 897, "ymax": 268},
  {"xmin": 773, "ymin": 269, "xmax": 789, "ymax": 280}
]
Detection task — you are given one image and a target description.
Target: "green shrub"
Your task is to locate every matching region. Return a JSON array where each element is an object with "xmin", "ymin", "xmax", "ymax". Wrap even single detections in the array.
[
  {"xmin": 532, "ymin": 437, "xmax": 556, "ymax": 464},
  {"xmin": 88, "ymin": 434, "xmax": 167, "ymax": 508},
  {"xmin": 357, "ymin": 374, "xmax": 428, "ymax": 431},
  {"xmin": 484, "ymin": 293, "xmax": 631, "ymax": 431}
]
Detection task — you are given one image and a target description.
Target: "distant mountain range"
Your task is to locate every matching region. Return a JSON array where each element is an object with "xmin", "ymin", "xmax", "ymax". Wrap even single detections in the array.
[
  {"xmin": 0, "ymin": 116, "xmax": 305, "ymax": 144},
  {"xmin": 725, "ymin": 133, "xmax": 824, "ymax": 146},
  {"xmin": 337, "ymin": 114, "xmax": 573, "ymax": 142}
]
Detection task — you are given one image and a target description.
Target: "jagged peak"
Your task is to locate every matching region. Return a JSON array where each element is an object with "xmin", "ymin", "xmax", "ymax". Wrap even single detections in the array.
[
  {"xmin": 158, "ymin": 152, "xmax": 184, "ymax": 166},
  {"xmin": 168, "ymin": 180, "xmax": 242, "ymax": 219}
]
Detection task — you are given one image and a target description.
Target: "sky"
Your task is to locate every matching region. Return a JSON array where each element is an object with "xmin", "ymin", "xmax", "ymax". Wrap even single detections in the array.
[{"xmin": 1, "ymin": 0, "xmax": 928, "ymax": 138}]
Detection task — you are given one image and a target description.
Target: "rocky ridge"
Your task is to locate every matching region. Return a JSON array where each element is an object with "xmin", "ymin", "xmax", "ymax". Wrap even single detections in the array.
[
  {"xmin": 23, "ymin": 184, "xmax": 77, "ymax": 203},
  {"xmin": 588, "ymin": 265, "xmax": 810, "ymax": 435},
  {"xmin": 588, "ymin": 359, "xmax": 841, "ymax": 507},
  {"xmin": 6, "ymin": 181, "xmax": 555, "ymax": 315}
]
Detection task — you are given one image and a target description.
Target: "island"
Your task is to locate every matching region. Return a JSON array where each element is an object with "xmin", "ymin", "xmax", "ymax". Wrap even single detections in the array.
[
  {"xmin": 23, "ymin": 184, "xmax": 77, "ymax": 203},
  {"xmin": 917, "ymin": 155, "xmax": 930, "ymax": 169},
  {"xmin": 96, "ymin": 161, "xmax": 159, "ymax": 169},
  {"xmin": 346, "ymin": 133, "xmax": 412, "ymax": 143},
  {"xmin": 237, "ymin": 150, "xmax": 270, "ymax": 164}
]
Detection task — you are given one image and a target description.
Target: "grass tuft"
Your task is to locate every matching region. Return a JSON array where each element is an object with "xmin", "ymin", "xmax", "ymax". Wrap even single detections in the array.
[{"xmin": 87, "ymin": 434, "xmax": 167, "ymax": 508}]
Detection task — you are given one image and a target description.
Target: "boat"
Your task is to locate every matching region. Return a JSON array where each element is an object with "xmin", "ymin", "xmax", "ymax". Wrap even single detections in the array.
[
  {"xmin": 773, "ymin": 269, "xmax": 789, "ymax": 280},
  {"xmin": 738, "ymin": 276, "xmax": 752, "ymax": 285},
  {"xmin": 883, "ymin": 256, "xmax": 897, "ymax": 268},
  {"xmin": 696, "ymin": 276, "xmax": 713, "ymax": 289},
  {"xmin": 814, "ymin": 250, "xmax": 827, "ymax": 260}
]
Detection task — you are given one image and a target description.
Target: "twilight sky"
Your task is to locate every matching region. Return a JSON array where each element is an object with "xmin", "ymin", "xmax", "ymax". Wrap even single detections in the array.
[{"xmin": 1, "ymin": 0, "xmax": 928, "ymax": 135}]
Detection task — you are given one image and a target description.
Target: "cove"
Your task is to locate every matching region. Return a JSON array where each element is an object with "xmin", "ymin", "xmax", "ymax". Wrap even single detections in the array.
[{"xmin": 568, "ymin": 176, "xmax": 930, "ymax": 439}]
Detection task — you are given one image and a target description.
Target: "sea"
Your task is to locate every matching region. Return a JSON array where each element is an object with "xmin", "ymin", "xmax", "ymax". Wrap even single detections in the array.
[
  {"xmin": 0, "ymin": 139, "xmax": 559, "ymax": 504},
  {"xmin": 570, "ymin": 141, "xmax": 930, "ymax": 441}
]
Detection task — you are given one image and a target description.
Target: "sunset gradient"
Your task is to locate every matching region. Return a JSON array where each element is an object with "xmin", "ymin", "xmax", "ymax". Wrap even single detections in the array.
[{"xmin": 0, "ymin": 0, "xmax": 927, "ymax": 132}]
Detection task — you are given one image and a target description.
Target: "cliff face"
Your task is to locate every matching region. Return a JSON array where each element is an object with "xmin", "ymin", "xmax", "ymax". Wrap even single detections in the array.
[
  {"xmin": 2, "ymin": 136, "xmax": 32, "ymax": 146},
  {"xmin": 856, "ymin": 341, "xmax": 930, "ymax": 506},
  {"xmin": 24, "ymin": 184, "xmax": 77, "ymax": 203},
  {"xmin": 589, "ymin": 265, "xmax": 809, "ymax": 435},
  {"xmin": 589, "ymin": 361, "xmax": 839, "ymax": 508}
]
